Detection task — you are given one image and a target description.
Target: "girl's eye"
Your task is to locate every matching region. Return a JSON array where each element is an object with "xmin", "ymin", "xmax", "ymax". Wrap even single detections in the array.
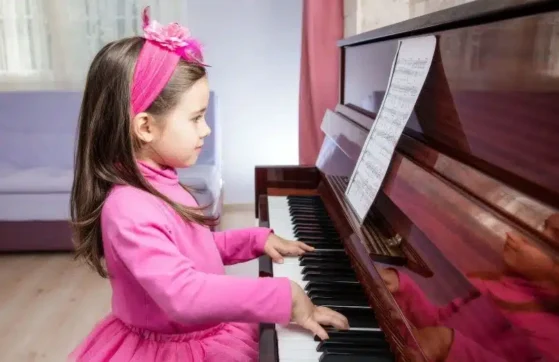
[{"xmin": 192, "ymin": 115, "xmax": 202, "ymax": 122}]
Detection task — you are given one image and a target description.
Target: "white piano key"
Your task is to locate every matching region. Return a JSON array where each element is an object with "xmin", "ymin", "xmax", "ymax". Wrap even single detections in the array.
[
  {"xmin": 276, "ymin": 324, "xmax": 322, "ymax": 360},
  {"xmin": 268, "ymin": 196, "xmax": 321, "ymax": 360},
  {"xmin": 268, "ymin": 196, "xmax": 306, "ymax": 288}
]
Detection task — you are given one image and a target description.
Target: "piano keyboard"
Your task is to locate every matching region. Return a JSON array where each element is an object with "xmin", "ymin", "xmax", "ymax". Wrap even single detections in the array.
[{"xmin": 267, "ymin": 195, "xmax": 395, "ymax": 362}]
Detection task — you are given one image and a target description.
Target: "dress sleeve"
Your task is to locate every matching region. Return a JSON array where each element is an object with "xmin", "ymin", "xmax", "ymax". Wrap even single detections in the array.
[
  {"xmin": 102, "ymin": 192, "xmax": 292, "ymax": 326},
  {"xmin": 445, "ymin": 330, "xmax": 510, "ymax": 362},
  {"xmin": 212, "ymin": 227, "xmax": 272, "ymax": 265},
  {"xmin": 392, "ymin": 269, "xmax": 472, "ymax": 328}
]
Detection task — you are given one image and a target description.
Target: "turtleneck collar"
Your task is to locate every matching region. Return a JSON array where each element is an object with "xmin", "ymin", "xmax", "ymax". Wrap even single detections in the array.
[{"xmin": 137, "ymin": 160, "xmax": 179, "ymax": 185}]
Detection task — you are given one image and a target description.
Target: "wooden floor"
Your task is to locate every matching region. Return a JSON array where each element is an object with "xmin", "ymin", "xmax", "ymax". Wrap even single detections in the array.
[{"xmin": 0, "ymin": 206, "xmax": 255, "ymax": 362}]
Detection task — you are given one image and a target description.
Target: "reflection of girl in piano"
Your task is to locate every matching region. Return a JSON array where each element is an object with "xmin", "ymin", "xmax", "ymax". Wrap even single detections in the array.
[{"xmin": 380, "ymin": 214, "xmax": 559, "ymax": 362}]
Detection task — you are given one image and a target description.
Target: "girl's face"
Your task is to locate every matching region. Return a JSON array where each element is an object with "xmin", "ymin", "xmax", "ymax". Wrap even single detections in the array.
[{"xmin": 134, "ymin": 76, "xmax": 212, "ymax": 168}]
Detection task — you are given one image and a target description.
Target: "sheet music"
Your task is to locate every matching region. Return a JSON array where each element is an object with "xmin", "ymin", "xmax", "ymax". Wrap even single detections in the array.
[{"xmin": 345, "ymin": 35, "xmax": 437, "ymax": 223}]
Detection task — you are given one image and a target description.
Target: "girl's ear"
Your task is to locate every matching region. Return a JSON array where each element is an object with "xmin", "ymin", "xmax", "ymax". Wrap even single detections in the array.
[{"xmin": 131, "ymin": 112, "xmax": 158, "ymax": 144}]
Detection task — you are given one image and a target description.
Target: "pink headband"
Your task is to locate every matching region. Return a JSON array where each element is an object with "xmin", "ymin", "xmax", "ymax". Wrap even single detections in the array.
[{"xmin": 130, "ymin": 7, "xmax": 207, "ymax": 116}]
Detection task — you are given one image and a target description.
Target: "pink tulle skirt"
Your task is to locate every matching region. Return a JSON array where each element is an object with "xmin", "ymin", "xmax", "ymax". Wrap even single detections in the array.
[{"xmin": 68, "ymin": 315, "xmax": 259, "ymax": 361}]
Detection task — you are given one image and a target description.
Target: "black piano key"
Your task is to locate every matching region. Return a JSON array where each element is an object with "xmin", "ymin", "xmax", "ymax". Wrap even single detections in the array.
[
  {"xmin": 293, "ymin": 221, "xmax": 337, "ymax": 230},
  {"xmin": 296, "ymin": 236, "xmax": 341, "ymax": 243},
  {"xmin": 292, "ymin": 222, "xmax": 336, "ymax": 229},
  {"xmin": 314, "ymin": 328, "xmax": 388, "ymax": 347},
  {"xmin": 292, "ymin": 217, "xmax": 333, "ymax": 225},
  {"xmin": 308, "ymin": 291, "xmax": 369, "ymax": 302},
  {"xmin": 300, "ymin": 255, "xmax": 348, "ymax": 263},
  {"xmin": 300, "ymin": 242, "xmax": 344, "ymax": 250},
  {"xmin": 291, "ymin": 215, "xmax": 334, "ymax": 224},
  {"xmin": 311, "ymin": 297, "xmax": 369, "ymax": 308},
  {"xmin": 302, "ymin": 264, "xmax": 354, "ymax": 273},
  {"xmin": 294, "ymin": 230, "xmax": 338, "ymax": 237},
  {"xmin": 299, "ymin": 259, "xmax": 352, "ymax": 268},
  {"xmin": 298, "ymin": 237, "xmax": 341, "ymax": 243},
  {"xmin": 315, "ymin": 329, "xmax": 387, "ymax": 342},
  {"xmin": 318, "ymin": 340, "xmax": 391, "ymax": 353},
  {"xmin": 301, "ymin": 265, "xmax": 356, "ymax": 277},
  {"xmin": 300, "ymin": 259, "xmax": 351, "ymax": 268},
  {"xmin": 294, "ymin": 228, "xmax": 339, "ymax": 235},
  {"xmin": 301, "ymin": 238, "xmax": 340, "ymax": 245},
  {"xmin": 305, "ymin": 281, "xmax": 363, "ymax": 293},
  {"xmin": 303, "ymin": 273, "xmax": 358, "ymax": 283},
  {"xmin": 302, "ymin": 269, "xmax": 356, "ymax": 279},
  {"xmin": 328, "ymin": 307, "xmax": 379, "ymax": 329},
  {"xmin": 308, "ymin": 288, "xmax": 367, "ymax": 298},
  {"xmin": 298, "ymin": 234, "xmax": 340, "ymax": 241},
  {"xmin": 287, "ymin": 195, "xmax": 322, "ymax": 202},
  {"xmin": 290, "ymin": 209, "xmax": 330, "ymax": 216},
  {"xmin": 294, "ymin": 227, "xmax": 338, "ymax": 235},
  {"xmin": 307, "ymin": 288, "xmax": 366, "ymax": 298},
  {"xmin": 300, "ymin": 250, "xmax": 347, "ymax": 259},
  {"xmin": 319, "ymin": 351, "xmax": 394, "ymax": 362}
]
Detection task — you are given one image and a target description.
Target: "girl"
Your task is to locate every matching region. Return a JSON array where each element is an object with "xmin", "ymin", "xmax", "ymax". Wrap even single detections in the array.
[{"xmin": 68, "ymin": 8, "xmax": 348, "ymax": 362}]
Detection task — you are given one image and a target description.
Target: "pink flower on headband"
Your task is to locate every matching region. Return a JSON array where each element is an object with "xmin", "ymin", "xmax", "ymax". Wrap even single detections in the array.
[
  {"xmin": 144, "ymin": 21, "xmax": 190, "ymax": 50},
  {"xmin": 141, "ymin": 7, "xmax": 206, "ymax": 65}
]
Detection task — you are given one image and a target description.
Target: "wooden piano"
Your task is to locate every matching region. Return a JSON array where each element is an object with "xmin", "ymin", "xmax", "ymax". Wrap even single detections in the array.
[{"xmin": 255, "ymin": 0, "xmax": 559, "ymax": 361}]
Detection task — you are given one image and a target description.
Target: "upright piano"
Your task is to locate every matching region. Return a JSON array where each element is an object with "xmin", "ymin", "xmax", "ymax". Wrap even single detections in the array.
[{"xmin": 255, "ymin": 1, "xmax": 559, "ymax": 361}]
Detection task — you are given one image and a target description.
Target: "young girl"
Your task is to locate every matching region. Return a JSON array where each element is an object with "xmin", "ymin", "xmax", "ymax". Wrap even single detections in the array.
[{"xmin": 68, "ymin": 8, "xmax": 348, "ymax": 362}]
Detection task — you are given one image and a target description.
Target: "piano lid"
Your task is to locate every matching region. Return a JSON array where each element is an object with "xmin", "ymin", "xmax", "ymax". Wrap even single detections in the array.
[{"xmin": 314, "ymin": 1, "xmax": 559, "ymax": 361}]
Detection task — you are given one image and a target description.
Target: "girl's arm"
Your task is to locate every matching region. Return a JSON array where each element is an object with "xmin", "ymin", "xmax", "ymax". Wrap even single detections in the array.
[
  {"xmin": 212, "ymin": 227, "xmax": 272, "ymax": 265},
  {"xmin": 102, "ymin": 192, "xmax": 292, "ymax": 326},
  {"xmin": 387, "ymin": 268, "xmax": 472, "ymax": 328}
]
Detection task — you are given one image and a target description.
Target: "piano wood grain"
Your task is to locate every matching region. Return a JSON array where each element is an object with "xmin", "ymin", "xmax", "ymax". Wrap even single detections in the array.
[{"xmin": 255, "ymin": 166, "xmax": 320, "ymax": 218}]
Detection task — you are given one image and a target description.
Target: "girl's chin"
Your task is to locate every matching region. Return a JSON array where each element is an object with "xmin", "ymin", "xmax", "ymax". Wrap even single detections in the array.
[{"xmin": 182, "ymin": 157, "xmax": 199, "ymax": 168}]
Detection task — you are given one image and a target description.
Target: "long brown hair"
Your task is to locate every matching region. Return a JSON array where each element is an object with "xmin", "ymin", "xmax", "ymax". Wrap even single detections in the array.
[{"xmin": 71, "ymin": 36, "xmax": 217, "ymax": 277}]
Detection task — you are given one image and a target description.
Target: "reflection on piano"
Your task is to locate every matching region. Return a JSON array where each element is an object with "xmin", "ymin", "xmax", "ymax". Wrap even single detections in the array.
[{"xmin": 255, "ymin": 1, "xmax": 559, "ymax": 361}]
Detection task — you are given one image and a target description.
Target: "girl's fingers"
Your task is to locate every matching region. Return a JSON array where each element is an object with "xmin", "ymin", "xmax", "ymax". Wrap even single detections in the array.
[
  {"xmin": 283, "ymin": 244, "xmax": 307, "ymax": 256},
  {"xmin": 297, "ymin": 241, "xmax": 315, "ymax": 251},
  {"xmin": 315, "ymin": 307, "xmax": 350, "ymax": 330},
  {"xmin": 268, "ymin": 248, "xmax": 284, "ymax": 264},
  {"xmin": 304, "ymin": 319, "xmax": 329, "ymax": 340}
]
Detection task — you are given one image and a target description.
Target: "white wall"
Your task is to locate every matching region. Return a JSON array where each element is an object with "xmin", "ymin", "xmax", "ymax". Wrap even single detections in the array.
[
  {"xmin": 186, "ymin": 0, "xmax": 303, "ymax": 205},
  {"xmin": 344, "ymin": 0, "xmax": 477, "ymax": 37}
]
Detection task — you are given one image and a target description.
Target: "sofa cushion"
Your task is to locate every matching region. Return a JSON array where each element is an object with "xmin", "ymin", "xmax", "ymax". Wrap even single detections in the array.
[{"xmin": 0, "ymin": 164, "xmax": 73, "ymax": 193}]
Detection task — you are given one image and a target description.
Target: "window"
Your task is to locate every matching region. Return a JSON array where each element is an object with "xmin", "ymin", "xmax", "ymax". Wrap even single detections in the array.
[
  {"xmin": 0, "ymin": 1, "xmax": 50, "ymax": 80},
  {"xmin": 0, "ymin": 0, "xmax": 186, "ymax": 90}
]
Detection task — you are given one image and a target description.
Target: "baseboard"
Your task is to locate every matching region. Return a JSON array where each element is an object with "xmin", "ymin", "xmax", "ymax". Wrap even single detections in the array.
[{"xmin": 0, "ymin": 220, "xmax": 74, "ymax": 252}]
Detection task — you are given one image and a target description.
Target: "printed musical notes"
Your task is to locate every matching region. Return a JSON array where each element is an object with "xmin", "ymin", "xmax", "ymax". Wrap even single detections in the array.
[{"xmin": 345, "ymin": 35, "xmax": 437, "ymax": 223}]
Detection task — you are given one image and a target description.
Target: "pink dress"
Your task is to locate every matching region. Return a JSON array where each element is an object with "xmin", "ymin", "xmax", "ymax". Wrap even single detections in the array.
[{"xmin": 68, "ymin": 162, "xmax": 292, "ymax": 361}]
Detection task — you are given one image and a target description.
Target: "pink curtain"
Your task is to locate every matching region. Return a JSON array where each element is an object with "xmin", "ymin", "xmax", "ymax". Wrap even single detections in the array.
[{"xmin": 298, "ymin": 0, "xmax": 344, "ymax": 165}]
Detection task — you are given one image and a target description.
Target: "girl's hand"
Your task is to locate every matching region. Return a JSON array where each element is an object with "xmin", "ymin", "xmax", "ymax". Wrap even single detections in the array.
[
  {"xmin": 408, "ymin": 326, "xmax": 454, "ymax": 362},
  {"xmin": 289, "ymin": 281, "xmax": 350, "ymax": 340},
  {"xmin": 264, "ymin": 234, "xmax": 314, "ymax": 263}
]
